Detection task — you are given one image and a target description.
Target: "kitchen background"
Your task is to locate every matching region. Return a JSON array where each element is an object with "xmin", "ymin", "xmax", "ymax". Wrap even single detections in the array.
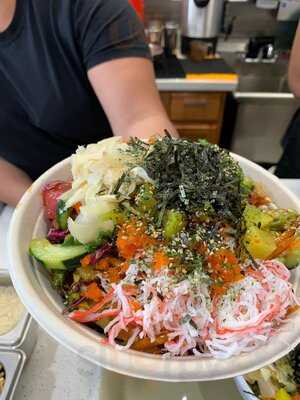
[{"xmin": 142, "ymin": 0, "xmax": 300, "ymax": 169}]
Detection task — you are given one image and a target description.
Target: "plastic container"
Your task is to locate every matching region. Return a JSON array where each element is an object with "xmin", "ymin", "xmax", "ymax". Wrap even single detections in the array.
[
  {"xmin": 0, "ymin": 277, "xmax": 37, "ymax": 358},
  {"xmin": 234, "ymin": 376, "xmax": 258, "ymax": 400},
  {"xmin": 0, "ymin": 349, "xmax": 26, "ymax": 400}
]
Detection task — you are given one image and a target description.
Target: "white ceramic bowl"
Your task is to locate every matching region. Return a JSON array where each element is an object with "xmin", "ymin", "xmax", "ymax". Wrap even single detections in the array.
[{"xmin": 8, "ymin": 154, "xmax": 300, "ymax": 382}]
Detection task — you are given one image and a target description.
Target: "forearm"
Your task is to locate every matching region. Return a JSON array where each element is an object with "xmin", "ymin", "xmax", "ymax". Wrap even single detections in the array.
[
  {"xmin": 89, "ymin": 58, "xmax": 178, "ymax": 140},
  {"xmin": 0, "ymin": 159, "xmax": 32, "ymax": 207},
  {"xmin": 119, "ymin": 111, "xmax": 178, "ymax": 140}
]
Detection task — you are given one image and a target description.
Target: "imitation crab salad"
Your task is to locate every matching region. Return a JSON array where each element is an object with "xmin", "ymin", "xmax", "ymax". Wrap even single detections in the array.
[{"xmin": 29, "ymin": 135, "xmax": 300, "ymax": 359}]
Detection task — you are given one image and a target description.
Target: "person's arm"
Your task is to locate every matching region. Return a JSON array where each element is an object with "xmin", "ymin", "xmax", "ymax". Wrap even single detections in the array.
[
  {"xmin": 289, "ymin": 23, "xmax": 300, "ymax": 97},
  {"xmin": 0, "ymin": 158, "xmax": 32, "ymax": 207},
  {"xmin": 74, "ymin": 0, "xmax": 177, "ymax": 140},
  {"xmin": 88, "ymin": 57, "xmax": 177, "ymax": 140}
]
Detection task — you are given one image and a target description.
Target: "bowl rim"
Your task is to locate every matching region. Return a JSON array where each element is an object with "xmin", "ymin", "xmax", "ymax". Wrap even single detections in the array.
[
  {"xmin": 234, "ymin": 376, "xmax": 258, "ymax": 400},
  {"xmin": 8, "ymin": 153, "xmax": 300, "ymax": 382}
]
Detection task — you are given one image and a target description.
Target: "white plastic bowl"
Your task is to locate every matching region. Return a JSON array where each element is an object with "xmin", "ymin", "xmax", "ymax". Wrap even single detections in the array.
[
  {"xmin": 8, "ymin": 154, "xmax": 300, "ymax": 382},
  {"xmin": 234, "ymin": 376, "xmax": 258, "ymax": 400}
]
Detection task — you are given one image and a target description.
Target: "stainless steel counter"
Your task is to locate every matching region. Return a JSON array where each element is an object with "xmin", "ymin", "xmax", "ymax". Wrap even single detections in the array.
[{"xmin": 156, "ymin": 77, "xmax": 238, "ymax": 92}]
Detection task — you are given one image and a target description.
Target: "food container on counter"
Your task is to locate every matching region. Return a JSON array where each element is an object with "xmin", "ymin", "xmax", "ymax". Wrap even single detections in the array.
[
  {"xmin": 0, "ymin": 349, "xmax": 26, "ymax": 400},
  {"xmin": 0, "ymin": 275, "xmax": 37, "ymax": 357}
]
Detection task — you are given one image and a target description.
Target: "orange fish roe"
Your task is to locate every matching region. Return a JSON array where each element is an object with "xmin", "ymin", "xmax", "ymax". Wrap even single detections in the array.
[
  {"xmin": 96, "ymin": 257, "xmax": 119, "ymax": 271},
  {"xmin": 128, "ymin": 298, "xmax": 142, "ymax": 312},
  {"xmin": 211, "ymin": 284, "xmax": 227, "ymax": 297},
  {"xmin": 95, "ymin": 257, "xmax": 129, "ymax": 283},
  {"xmin": 116, "ymin": 221, "xmax": 156, "ymax": 259},
  {"xmin": 208, "ymin": 249, "xmax": 242, "ymax": 284},
  {"xmin": 152, "ymin": 251, "xmax": 170, "ymax": 272}
]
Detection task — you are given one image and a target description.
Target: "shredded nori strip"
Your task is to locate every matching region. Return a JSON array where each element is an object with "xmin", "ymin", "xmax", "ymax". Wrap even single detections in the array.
[{"xmin": 127, "ymin": 135, "xmax": 245, "ymax": 226}]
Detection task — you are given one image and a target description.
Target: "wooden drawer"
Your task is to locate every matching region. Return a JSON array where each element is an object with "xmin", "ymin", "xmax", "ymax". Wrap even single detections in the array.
[
  {"xmin": 170, "ymin": 92, "xmax": 223, "ymax": 122},
  {"xmin": 160, "ymin": 92, "xmax": 171, "ymax": 114},
  {"xmin": 176, "ymin": 123, "xmax": 220, "ymax": 144}
]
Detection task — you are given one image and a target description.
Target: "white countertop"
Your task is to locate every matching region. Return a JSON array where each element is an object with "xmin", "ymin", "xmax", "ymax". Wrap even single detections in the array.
[
  {"xmin": 2, "ymin": 179, "xmax": 299, "ymax": 400},
  {"xmin": 156, "ymin": 78, "xmax": 238, "ymax": 92}
]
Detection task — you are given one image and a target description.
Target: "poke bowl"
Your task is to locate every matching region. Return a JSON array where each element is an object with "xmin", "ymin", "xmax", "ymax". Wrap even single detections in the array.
[{"xmin": 8, "ymin": 136, "xmax": 300, "ymax": 381}]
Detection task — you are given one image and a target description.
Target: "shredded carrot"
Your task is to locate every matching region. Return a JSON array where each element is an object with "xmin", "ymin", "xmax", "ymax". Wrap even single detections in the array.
[
  {"xmin": 82, "ymin": 282, "xmax": 104, "ymax": 302},
  {"xmin": 128, "ymin": 298, "xmax": 142, "ymax": 312},
  {"xmin": 80, "ymin": 254, "xmax": 91, "ymax": 267},
  {"xmin": 153, "ymin": 251, "xmax": 170, "ymax": 272},
  {"xmin": 131, "ymin": 334, "xmax": 168, "ymax": 351},
  {"xmin": 270, "ymin": 228, "xmax": 296, "ymax": 259},
  {"xmin": 73, "ymin": 202, "xmax": 82, "ymax": 214},
  {"xmin": 289, "ymin": 239, "xmax": 300, "ymax": 250}
]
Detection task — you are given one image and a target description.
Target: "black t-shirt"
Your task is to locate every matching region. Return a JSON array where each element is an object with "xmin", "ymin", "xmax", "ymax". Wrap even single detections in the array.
[{"xmin": 0, "ymin": 0, "xmax": 150, "ymax": 180}]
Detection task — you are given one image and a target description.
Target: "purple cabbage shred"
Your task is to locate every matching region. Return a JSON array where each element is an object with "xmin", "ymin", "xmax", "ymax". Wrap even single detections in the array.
[
  {"xmin": 47, "ymin": 228, "xmax": 69, "ymax": 244},
  {"xmin": 89, "ymin": 243, "xmax": 113, "ymax": 265}
]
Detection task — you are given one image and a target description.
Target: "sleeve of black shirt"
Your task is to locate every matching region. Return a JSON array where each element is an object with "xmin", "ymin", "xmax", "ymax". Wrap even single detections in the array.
[{"xmin": 73, "ymin": 0, "xmax": 151, "ymax": 70}]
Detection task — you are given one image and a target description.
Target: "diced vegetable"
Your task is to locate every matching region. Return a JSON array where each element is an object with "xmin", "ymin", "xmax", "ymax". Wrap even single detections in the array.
[
  {"xmin": 42, "ymin": 181, "xmax": 71, "ymax": 220},
  {"xmin": 241, "ymin": 177, "xmax": 255, "ymax": 197},
  {"xmin": 29, "ymin": 239, "xmax": 87, "ymax": 270},
  {"xmin": 52, "ymin": 270, "xmax": 66, "ymax": 289},
  {"xmin": 80, "ymin": 254, "xmax": 91, "ymax": 267},
  {"xmin": 62, "ymin": 235, "xmax": 81, "ymax": 247},
  {"xmin": 56, "ymin": 200, "xmax": 71, "ymax": 230},
  {"xmin": 279, "ymin": 246, "xmax": 300, "ymax": 269},
  {"xmin": 268, "ymin": 209, "xmax": 298, "ymax": 232},
  {"xmin": 163, "ymin": 210, "xmax": 185, "ymax": 240},
  {"xmin": 67, "ymin": 196, "xmax": 117, "ymax": 244},
  {"xmin": 82, "ymin": 282, "xmax": 104, "ymax": 302},
  {"xmin": 243, "ymin": 226, "xmax": 277, "ymax": 260},
  {"xmin": 135, "ymin": 183, "xmax": 157, "ymax": 215},
  {"xmin": 275, "ymin": 388, "xmax": 292, "ymax": 400},
  {"xmin": 243, "ymin": 205, "xmax": 273, "ymax": 230}
]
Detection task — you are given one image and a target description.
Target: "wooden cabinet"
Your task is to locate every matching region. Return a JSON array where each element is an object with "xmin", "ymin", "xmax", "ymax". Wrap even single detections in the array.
[{"xmin": 160, "ymin": 91, "xmax": 226, "ymax": 144}]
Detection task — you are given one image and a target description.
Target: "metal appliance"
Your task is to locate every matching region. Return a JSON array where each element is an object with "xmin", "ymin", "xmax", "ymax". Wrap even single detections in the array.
[{"xmin": 181, "ymin": 0, "xmax": 225, "ymax": 40}]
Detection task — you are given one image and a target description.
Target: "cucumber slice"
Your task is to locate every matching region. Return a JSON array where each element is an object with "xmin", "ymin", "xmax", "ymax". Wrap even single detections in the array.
[
  {"xmin": 56, "ymin": 200, "xmax": 71, "ymax": 230},
  {"xmin": 29, "ymin": 239, "xmax": 87, "ymax": 270}
]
